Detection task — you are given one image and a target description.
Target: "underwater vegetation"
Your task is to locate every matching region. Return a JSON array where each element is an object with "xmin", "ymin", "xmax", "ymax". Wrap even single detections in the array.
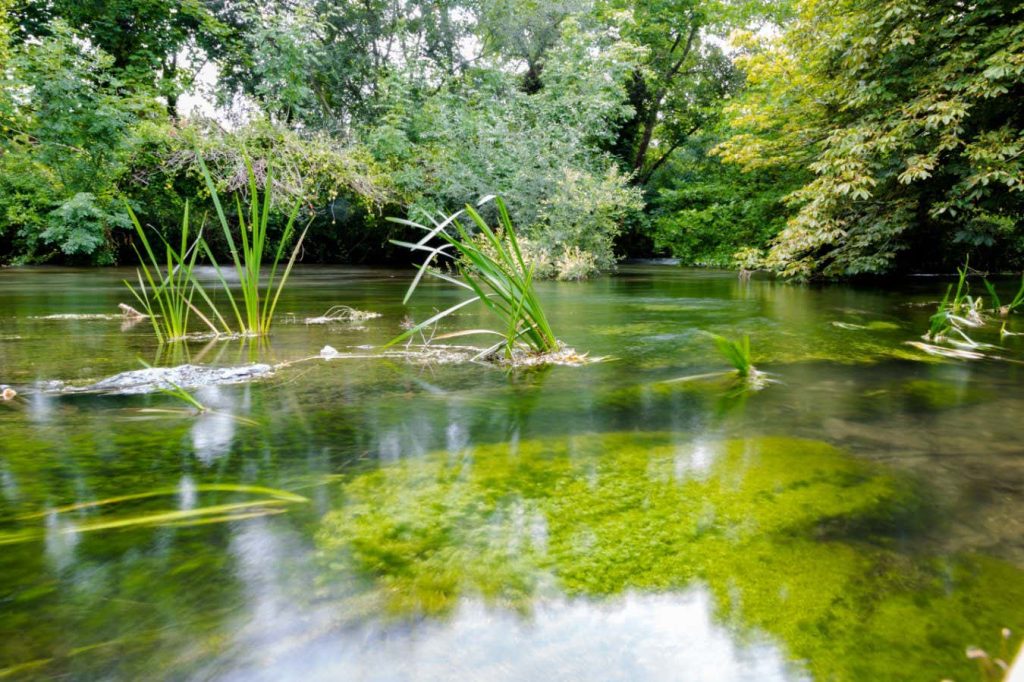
[{"xmin": 317, "ymin": 432, "xmax": 1024, "ymax": 681}]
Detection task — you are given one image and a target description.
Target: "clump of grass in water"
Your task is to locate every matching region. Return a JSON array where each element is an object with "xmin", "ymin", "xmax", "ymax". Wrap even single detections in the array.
[
  {"xmin": 198, "ymin": 156, "xmax": 309, "ymax": 337},
  {"xmin": 983, "ymin": 273, "xmax": 1024, "ymax": 317},
  {"xmin": 123, "ymin": 201, "xmax": 223, "ymax": 343},
  {"xmin": 913, "ymin": 260, "xmax": 1024, "ymax": 359},
  {"xmin": 661, "ymin": 332, "xmax": 769, "ymax": 392},
  {"xmin": 927, "ymin": 262, "xmax": 985, "ymax": 344},
  {"xmin": 708, "ymin": 332, "xmax": 770, "ymax": 390},
  {"xmin": 385, "ymin": 196, "xmax": 562, "ymax": 360}
]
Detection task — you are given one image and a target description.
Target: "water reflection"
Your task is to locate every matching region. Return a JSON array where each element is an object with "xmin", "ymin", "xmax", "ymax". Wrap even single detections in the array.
[
  {"xmin": 1, "ymin": 266, "xmax": 1024, "ymax": 680},
  {"xmin": 191, "ymin": 386, "xmax": 241, "ymax": 464},
  {"xmin": 219, "ymin": 591, "xmax": 805, "ymax": 682}
]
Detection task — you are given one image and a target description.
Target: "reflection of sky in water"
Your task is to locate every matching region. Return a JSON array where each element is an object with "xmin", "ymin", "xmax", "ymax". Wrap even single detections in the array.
[
  {"xmin": 217, "ymin": 522, "xmax": 804, "ymax": 682},
  {"xmin": 191, "ymin": 386, "xmax": 236, "ymax": 464},
  {"xmin": 227, "ymin": 589, "xmax": 802, "ymax": 681},
  {"xmin": 44, "ymin": 510, "xmax": 79, "ymax": 572}
]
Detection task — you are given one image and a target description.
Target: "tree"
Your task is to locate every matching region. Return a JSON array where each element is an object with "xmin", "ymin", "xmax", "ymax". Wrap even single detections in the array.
[
  {"xmin": 221, "ymin": 0, "xmax": 477, "ymax": 128},
  {"xmin": 0, "ymin": 21, "xmax": 151, "ymax": 263},
  {"xmin": 9, "ymin": 0, "xmax": 234, "ymax": 118},
  {"xmin": 649, "ymin": 129, "xmax": 804, "ymax": 266},
  {"xmin": 477, "ymin": 0, "xmax": 591, "ymax": 93},
  {"xmin": 601, "ymin": 0, "xmax": 766, "ymax": 186},
  {"xmin": 363, "ymin": 16, "xmax": 645, "ymax": 277},
  {"xmin": 718, "ymin": 0, "xmax": 1024, "ymax": 277}
]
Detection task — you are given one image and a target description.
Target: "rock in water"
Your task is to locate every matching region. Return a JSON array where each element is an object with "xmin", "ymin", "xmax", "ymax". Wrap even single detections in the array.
[
  {"xmin": 1, "ymin": 385, "xmax": 16, "ymax": 400},
  {"xmin": 61, "ymin": 364, "xmax": 274, "ymax": 395}
]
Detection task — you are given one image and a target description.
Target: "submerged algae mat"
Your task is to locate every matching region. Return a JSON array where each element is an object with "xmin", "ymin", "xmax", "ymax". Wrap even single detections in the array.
[{"xmin": 319, "ymin": 432, "xmax": 1024, "ymax": 682}]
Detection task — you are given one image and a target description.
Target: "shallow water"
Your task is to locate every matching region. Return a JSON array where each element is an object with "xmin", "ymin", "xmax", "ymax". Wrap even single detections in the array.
[{"xmin": 1, "ymin": 265, "xmax": 1023, "ymax": 681}]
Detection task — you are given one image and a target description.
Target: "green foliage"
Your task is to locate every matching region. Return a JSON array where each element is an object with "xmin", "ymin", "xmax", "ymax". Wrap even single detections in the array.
[
  {"xmin": 601, "ymin": 0, "xmax": 746, "ymax": 184},
  {"xmin": 198, "ymin": 157, "xmax": 309, "ymax": 337},
  {"xmin": 123, "ymin": 201, "xmax": 219, "ymax": 343},
  {"xmin": 650, "ymin": 134, "xmax": 803, "ymax": 266},
  {"xmin": 221, "ymin": 0, "xmax": 475, "ymax": 127},
  {"xmin": 366, "ymin": 18, "xmax": 645, "ymax": 275},
  {"xmin": 43, "ymin": 193, "xmax": 131, "ymax": 264},
  {"xmin": 0, "ymin": 20, "xmax": 151, "ymax": 263},
  {"xmin": 718, "ymin": 0, "xmax": 1024, "ymax": 277},
  {"xmin": 11, "ymin": 0, "xmax": 234, "ymax": 113},
  {"xmin": 388, "ymin": 197, "xmax": 560, "ymax": 355}
]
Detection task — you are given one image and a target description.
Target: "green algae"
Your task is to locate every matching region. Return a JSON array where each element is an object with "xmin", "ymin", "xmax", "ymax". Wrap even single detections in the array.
[{"xmin": 317, "ymin": 432, "xmax": 1024, "ymax": 681}]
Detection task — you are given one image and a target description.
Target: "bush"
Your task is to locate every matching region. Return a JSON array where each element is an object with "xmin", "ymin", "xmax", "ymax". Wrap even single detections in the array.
[{"xmin": 43, "ymin": 193, "xmax": 130, "ymax": 264}]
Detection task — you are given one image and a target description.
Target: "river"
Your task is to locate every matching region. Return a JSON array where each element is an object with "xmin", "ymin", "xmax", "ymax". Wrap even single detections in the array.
[{"xmin": 1, "ymin": 265, "xmax": 1022, "ymax": 680}]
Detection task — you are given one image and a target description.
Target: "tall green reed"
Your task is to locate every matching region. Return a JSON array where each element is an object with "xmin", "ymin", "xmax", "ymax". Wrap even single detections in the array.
[
  {"xmin": 198, "ymin": 156, "xmax": 308, "ymax": 336},
  {"xmin": 983, "ymin": 273, "xmax": 1024, "ymax": 316},
  {"xmin": 124, "ymin": 201, "xmax": 220, "ymax": 343},
  {"xmin": 386, "ymin": 196, "xmax": 559, "ymax": 356}
]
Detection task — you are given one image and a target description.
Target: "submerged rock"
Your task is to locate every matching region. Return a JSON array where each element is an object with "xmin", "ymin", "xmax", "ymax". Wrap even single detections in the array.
[{"xmin": 58, "ymin": 364, "xmax": 274, "ymax": 395}]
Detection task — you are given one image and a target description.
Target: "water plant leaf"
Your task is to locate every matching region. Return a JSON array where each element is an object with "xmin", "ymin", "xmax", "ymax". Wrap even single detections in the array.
[{"xmin": 386, "ymin": 196, "xmax": 561, "ymax": 356}]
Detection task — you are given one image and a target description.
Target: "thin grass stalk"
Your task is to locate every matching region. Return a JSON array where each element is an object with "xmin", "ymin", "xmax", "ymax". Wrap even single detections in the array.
[
  {"xmin": 124, "ymin": 201, "xmax": 218, "ymax": 342},
  {"xmin": 197, "ymin": 155, "xmax": 307, "ymax": 336}
]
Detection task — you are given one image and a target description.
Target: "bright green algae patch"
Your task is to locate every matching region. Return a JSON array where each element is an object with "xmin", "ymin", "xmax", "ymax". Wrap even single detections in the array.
[{"xmin": 318, "ymin": 433, "xmax": 1024, "ymax": 682}]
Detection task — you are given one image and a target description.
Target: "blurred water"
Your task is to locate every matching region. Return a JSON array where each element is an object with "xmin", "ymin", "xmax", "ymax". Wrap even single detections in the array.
[{"xmin": 1, "ymin": 265, "xmax": 1022, "ymax": 680}]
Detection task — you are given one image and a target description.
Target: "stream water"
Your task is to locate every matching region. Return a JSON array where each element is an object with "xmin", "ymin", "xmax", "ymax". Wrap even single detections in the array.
[{"xmin": 1, "ymin": 265, "xmax": 1022, "ymax": 681}]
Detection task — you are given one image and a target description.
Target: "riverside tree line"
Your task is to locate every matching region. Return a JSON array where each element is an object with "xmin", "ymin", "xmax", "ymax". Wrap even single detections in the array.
[{"xmin": 1, "ymin": 0, "xmax": 1022, "ymax": 278}]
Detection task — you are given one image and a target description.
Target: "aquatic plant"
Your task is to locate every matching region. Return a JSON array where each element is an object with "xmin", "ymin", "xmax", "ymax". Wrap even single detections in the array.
[
  {"xmin": 708, "ymin": 333, "xmax": 754, "ymax": 378},
  {"xmin": 2, "ymin": 484, "xmax": 308, "ymax": 545},
  {"xmin": 927, "ymin": 262, "xmax": 987, "ymax": 345},
  {"xmin": 198, "ymin": 156, "xmax": 308, "ymax": 336},
  {"xmin": 315, "ymin": 432, "xmax": 1024, "ymax": 681},
  {"xmin": 983, "ymin": 274, "xmax": 1024, "ymax": 317},
  {"xmin": 124, "ymin": 202, "xmax": 222, "ymax": 343},
  {"xmin": 387, "ymin": 196, "xmax": 560, "ymax": 357},
  {"xmin": 914, "ymin": 261, "xmax": 1024, "ymax": 362}
]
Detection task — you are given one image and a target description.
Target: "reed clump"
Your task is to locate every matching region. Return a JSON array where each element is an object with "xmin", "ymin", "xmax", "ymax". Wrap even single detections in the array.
[
  {"xmin": 124, "ymin": 201, "xmax": 221, "ymax": 343},
  {"xmin": 198, "ymin": 156, "xmax": 308, "ymax": 337},
  {"xmin": 125, "ymin": 155, "xmax": 309, "ymax": 343},
  {"xmin": 386, "ymin": 196, "xmax": 565, "ymax": 362}
]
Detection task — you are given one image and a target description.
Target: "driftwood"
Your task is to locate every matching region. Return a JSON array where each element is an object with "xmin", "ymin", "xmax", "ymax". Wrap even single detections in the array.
[{"xmin": 119, "ymin": 303, "xmax": 148, "ymax": 319}]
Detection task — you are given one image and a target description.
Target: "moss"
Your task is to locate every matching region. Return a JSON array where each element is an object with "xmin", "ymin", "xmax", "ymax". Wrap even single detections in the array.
[{"xmin": 317, "ymin": 432, "xmax": 1024, "ymax": 680}]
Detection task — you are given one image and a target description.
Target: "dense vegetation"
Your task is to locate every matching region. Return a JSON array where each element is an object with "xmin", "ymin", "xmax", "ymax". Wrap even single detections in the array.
[{"xmin": 1, "ymin": 0, "xmax": 1022, "ymax": 277}]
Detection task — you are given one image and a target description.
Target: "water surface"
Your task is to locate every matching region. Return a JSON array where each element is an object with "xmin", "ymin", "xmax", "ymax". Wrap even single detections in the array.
[{"xmin": 1, "ymin": 265, "xmax": 1022, "ymax": 681}]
